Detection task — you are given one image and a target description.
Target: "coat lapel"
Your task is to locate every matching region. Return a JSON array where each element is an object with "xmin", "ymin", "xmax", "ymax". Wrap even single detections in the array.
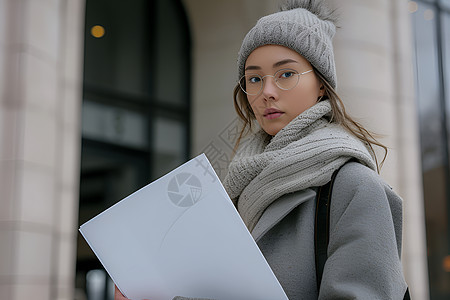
[{"xmin": 252, "ymin": 188, "xmax": 316, "ymax": 242}]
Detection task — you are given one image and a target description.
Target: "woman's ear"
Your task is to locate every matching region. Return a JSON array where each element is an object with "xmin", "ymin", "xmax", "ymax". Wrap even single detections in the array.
[
  {"xmin": 319, "ymin": 85, "xmax": 325, "ymax": 96},
  {"xmin": 317, "ymin": 85, "xmax": 325, "ymax": 101}
]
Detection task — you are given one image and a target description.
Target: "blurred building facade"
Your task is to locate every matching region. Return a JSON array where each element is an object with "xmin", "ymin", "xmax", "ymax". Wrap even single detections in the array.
[
  {"xmin": 1, "ymin": 0, "xmax": 449, "ymax": 299},
  {"xmin": 411, "ymin": 0, "xmax": 450, "ymax": 298}
]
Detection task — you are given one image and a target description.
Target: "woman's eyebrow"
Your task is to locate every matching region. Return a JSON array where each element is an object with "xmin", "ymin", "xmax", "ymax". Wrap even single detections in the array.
[
  {"xmin": 244, "ymin": 65, "xmax": 261, "ymax": 71},
  {"xmin": 245, "ymin": 59, "xmax": 299, "ymax": 71},
  {"xmin": 273, "ymin": 58, "xmax": 299, "ymax": 68}
]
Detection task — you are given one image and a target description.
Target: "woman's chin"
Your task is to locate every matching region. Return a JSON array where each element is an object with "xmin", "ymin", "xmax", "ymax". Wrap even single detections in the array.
[{"xmin": 262, "ymin": 125, "xmax": 283, "ymax": 136}]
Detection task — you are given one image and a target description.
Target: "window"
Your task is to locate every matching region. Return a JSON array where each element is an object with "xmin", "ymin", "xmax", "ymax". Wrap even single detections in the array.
[{"xmin": 411, "ymin": 1, "xmax": 450, "ymax": 299}]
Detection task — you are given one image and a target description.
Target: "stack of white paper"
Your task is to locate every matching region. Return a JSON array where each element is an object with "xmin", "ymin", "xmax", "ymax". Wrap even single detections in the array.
[{"xmin": 79, "ymin": 154, "xmax": 288, "ymax": 300}]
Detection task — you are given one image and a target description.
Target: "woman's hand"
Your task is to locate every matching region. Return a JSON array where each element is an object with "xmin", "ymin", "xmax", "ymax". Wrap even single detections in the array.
[
  {"xmin": 114, "ymin": 285, "xmax": 150, "ymax": 300},
  {"xmin": 114, "ymin": 285, "xmax": 206, "ymax": 300},
  {"xmin": 114, "ymin": 285, "xmax": 129, "ymax": 300}
]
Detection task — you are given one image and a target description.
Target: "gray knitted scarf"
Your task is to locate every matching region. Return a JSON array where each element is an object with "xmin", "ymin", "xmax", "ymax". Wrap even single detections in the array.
[{"xmin": 223, "ymin": 100, "xmax": 377, "ymax": 232}]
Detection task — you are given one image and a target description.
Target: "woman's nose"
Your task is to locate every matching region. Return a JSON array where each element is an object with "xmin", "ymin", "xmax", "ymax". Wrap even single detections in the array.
[{"xmin": 261, "ymin": 77, "xmax": 279, "ymax": 101}]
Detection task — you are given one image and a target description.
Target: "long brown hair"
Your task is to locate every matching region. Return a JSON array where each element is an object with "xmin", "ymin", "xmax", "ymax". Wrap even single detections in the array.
[{"xmin": 232, "ymin": 68, "xmax": 387, "ymax": 173}]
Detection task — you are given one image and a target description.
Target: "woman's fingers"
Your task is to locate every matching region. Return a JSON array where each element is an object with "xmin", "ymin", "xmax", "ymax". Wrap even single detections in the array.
[
  {"xmin": 114, "ymin": 285, "xmax": 151, "ymax": 300},
  {"xmin": 114, "ymin": 285, "xmax": 128, "ymax": 300}
]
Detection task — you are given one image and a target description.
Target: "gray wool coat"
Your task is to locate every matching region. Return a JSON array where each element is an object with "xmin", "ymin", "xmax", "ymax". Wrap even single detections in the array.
[
  {"xmin": 252, "ymin": 161, "xmax": 408, "ymax": 299},
  {"xmin": 174, "ymin": 162, "xmax": 408, "ymax": 300}
]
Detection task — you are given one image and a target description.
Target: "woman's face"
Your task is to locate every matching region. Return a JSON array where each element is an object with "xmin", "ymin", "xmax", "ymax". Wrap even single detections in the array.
[{"xmin": 244, "ymin": 45, "xmax": 324, "ymax": 136}]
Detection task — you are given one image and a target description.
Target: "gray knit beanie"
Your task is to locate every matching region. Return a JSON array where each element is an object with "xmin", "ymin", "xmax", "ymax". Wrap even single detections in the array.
[{"xmin": 237, "ymin": 0, "xmax": 338, "ymax": 88}]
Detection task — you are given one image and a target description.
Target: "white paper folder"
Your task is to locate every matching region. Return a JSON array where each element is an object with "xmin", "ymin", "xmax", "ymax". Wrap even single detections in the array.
[{"xmin": 79, "ymin": 153, "xmax": 288, "ymax": 300}]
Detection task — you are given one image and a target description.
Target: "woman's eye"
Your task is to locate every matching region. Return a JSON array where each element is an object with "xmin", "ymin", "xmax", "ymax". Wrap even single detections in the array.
[
  {"xmin": 248, "ymin": 76, "xmax": 261, "ymax": 84},
  {"xmin": 280, "ymin": 71, "xmax": 294, "ymax": 78}
]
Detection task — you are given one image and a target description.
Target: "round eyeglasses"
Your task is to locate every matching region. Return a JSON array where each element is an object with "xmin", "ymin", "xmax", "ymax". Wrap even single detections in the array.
[{"xmin": 239, "ymin": 69, "xmax": 313, "ymax": 96}]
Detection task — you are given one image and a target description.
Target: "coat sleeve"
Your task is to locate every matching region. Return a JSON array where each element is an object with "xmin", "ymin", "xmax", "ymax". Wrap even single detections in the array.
[{"xmin": 318, "ymin": 163, "xmax": 408, "ymax": 300}]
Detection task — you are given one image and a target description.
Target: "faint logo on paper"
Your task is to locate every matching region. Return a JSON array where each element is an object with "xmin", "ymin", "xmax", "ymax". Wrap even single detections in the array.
[
  {"xmin": 200, "ymin": 117, "xmax": 252, "ymax": 180},
  {"xmin": 167, "ymin": 173, "xmax": 202, "ymax": 207}
]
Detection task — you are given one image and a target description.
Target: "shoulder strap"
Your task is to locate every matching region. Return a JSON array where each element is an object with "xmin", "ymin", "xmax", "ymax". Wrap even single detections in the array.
[
  {"xmin": 314, "ymin": 161, "xmax": 411, "ymax": 299},
  {"xmin": 314, "ymin": 165, "xmax": 340, "ymax": 292}
]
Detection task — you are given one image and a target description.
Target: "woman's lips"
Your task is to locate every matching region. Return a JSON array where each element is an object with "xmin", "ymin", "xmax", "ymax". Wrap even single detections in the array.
[{"xmin": 263, "ymin": 108, "xmax": 284, "ymax": 120}]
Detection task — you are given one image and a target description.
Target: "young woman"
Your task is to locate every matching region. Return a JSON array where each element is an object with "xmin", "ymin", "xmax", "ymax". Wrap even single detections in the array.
[{"xmin": 116, "ymin": 0, "xmax": 408, "ymax": 299}]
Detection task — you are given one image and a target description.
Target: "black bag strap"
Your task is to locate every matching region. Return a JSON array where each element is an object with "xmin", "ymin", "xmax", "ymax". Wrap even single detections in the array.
[
  {"xmin": 314, "ymin": 166, "xmax": 339, "ymax": 292},
  {"xmin": 314, "ymin": 161, "xmax": 411, "ymax": 299}
]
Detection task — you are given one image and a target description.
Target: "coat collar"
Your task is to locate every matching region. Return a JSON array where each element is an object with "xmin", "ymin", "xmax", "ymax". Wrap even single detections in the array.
[{"xmin": 251, "ymin": 188, "xmax": 317, "ymax": 242}]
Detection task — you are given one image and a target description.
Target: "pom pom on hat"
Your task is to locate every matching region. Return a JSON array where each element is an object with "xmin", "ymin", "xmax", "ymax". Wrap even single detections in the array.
[
  {"xmin": 237, "ymin": 0, "xmax": 338, "ymax": 88},
  {"xmin": 279, "ymin": 0, "xmax": 337, "ymax": 23}
]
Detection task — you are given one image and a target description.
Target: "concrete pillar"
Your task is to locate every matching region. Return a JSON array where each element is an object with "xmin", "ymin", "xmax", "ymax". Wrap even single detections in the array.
[
  {"xmin": 182, "ymin": 0, "xmax": 281, "ymax": 156},
  {"xmin": 0, "ymin": 0, "xmax": 85, "ymax": 299},
  {"xmin": 328, "ymin": 0, "xmax": 429, "ymax": 298}
]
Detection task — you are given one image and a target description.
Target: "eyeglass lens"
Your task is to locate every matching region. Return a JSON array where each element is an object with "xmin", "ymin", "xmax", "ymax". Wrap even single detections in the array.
[{"xmin": 240, "ymin": 69, "xmax": 301, "ymax": 95}]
